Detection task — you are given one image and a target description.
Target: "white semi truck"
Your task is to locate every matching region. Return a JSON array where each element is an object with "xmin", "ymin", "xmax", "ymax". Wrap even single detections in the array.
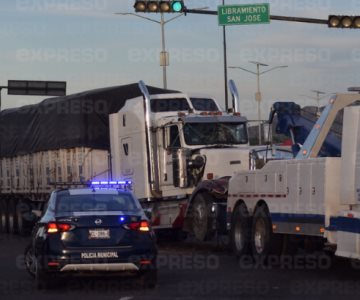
[
  {"xmin": 109, "ymin": 81, "xmax": 251, "ymax": 240},
  {"xmin": 0, "ymin": 81, "xmax": 253, "ymax": 240},
  {"xmin": 227, "ymin": 93, "xmax": 360, "ymax": 261}
]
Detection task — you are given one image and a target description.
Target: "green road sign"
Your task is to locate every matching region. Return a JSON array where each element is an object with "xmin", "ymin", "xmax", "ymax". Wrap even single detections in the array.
[{"xmin": 218, "ymin": 3, "xmax": 270, "ymax": 26}]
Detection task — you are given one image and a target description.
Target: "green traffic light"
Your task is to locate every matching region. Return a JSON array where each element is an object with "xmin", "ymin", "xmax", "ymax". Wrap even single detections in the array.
[{"xmin": 172, "ymin": 1, "xmax": 183, "ymax": 12}]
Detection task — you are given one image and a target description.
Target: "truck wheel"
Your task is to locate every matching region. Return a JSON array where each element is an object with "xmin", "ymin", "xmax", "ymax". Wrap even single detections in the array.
[
  {"xmin": 192, "ymin": 193, "xmax": 214, "ymax": 241},
  {"xmin": 0, "ymin": 201, "xmax": 9, "ymax": 233},
  {"xmin": 230, "ymin": 203, "xmax": 250, "ymax": 257},
  {"xmin": 8, "ymin": 201, "xmax": 17, "ymax": 234},
  {"xmin": 16, "ymin": 200, "xmax": 31, "ymax": 236},
  {"xmin": 251, "ymin": 204, "xmax": 272, "ymax": 261}
]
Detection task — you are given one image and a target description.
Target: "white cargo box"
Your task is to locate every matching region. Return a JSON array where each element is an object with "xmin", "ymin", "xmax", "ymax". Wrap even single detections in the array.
[{"xmin": 0, "ymin": 148, "xmax": 109, "ymax": 195}]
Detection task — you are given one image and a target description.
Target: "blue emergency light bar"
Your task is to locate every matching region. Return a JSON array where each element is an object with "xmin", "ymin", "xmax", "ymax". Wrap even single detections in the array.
[{"xmin": 90, "ymin": 180, "xmax": 133, "ymax": 190}]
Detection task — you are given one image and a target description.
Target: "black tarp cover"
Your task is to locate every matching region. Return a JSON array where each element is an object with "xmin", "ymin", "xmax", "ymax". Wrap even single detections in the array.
[{"xmin": 0, "ymin": 83, "xmax": 176, "ymax": 158}]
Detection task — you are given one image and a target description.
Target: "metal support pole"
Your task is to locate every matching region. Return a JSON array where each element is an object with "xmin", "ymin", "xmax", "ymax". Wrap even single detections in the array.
[
  {"xmin": 160, "ymin": 13, "xmax": 167, "ymax": 89},
  {"xmin": 0, "ymin": 88, "xmax": 2, "ymax": 112},
  {"xmin": 222, "ymin": 0, "xmax": 229, "ymax": 110},
  {"xmin": 256, "ymin": 64, "xmax": 262, "ymax": 145}
]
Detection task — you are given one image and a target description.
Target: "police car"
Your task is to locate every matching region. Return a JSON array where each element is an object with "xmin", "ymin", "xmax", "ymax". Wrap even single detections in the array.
[{"xmin": 24, "ymin": 181, "xmax": 157, "ymax": 289}]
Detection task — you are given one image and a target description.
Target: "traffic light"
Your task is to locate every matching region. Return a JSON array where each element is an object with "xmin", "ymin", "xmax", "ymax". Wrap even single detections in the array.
[
  {"xmin": 328, "ymin": 15, "xmax": 360, "ymax": 28},
  {"xmin": 134, "ymin": 1, "xmax": 186, "ymax": 13}
]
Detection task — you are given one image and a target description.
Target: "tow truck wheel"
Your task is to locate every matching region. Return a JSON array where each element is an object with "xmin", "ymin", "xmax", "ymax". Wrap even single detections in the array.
[
  {"xmin": 230, "ymin": 203, "xmax": 250, "ymax": 257},
  {"xmin": 251, "ymin": 204, "xmax": 272, "ymax": 261},
  {"xmin": 192, "ymin": 193, "xmax": 214, "ymax": 241}
]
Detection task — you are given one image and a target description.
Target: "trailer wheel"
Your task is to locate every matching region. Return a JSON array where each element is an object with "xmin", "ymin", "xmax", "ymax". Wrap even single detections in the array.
[
  {"xmin": 0, "ymin": 201, "xmax": 9, "ymax": 233},
  {"xmin": 230, "ymin": 203, "xmax": 250, "ymax": 257},
  {"xmin": 251, "ymin": 204, "xmax": 272, "ymax": 261},
  {"xmin": 8, "ymin": 201, "xmax": 17, "ymax": 234},
  {"xmin": 192, "ymin": 193, "xmax": 214, "ymax": 241},
  {"xmin": 16, "ymin": 200, "xmax": 31, "ymax": 236}
]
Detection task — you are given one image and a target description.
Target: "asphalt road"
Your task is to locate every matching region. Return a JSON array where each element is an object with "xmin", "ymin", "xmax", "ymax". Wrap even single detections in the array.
[{"xmin": 1, "ymin": 233, "xmax": 360, "ymax": 300}]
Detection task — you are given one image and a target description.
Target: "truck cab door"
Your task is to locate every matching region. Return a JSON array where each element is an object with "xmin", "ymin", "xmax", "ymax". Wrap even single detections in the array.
[{"xmin": 160, "ymin": 125, "xmax": 181, "ymax": 187}]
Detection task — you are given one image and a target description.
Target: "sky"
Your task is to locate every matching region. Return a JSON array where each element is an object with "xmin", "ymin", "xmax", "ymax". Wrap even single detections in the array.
[{"xmin": 0, "ymin": 0, "xmax": 359, "ymax": 119}]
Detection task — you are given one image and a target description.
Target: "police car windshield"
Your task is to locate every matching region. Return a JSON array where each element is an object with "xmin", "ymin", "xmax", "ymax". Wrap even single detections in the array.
[
  {"xmin": 183, "ymin": 122, "xmax": 248, "ymax": 145},
  {"xmin": 56, "ymin": 193, "xmax": 138, "ymax": 214}
]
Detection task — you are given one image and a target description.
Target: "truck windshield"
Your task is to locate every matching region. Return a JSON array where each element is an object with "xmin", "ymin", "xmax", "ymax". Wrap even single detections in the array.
[
  {"xmin": 151, "ymin": 98, "xmax": 190, "ymax": 112},
  {"xmin": 190, "ymin": 97, "xmax": 219, "ymax": 111},
  {"xmin": 183, "ymin": 122, "xmax": 248, "ymax": 145}
]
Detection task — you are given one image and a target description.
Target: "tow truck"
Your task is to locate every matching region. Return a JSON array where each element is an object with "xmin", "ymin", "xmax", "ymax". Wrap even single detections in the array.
[{"xmin": 227, "ymin": 93, "xmax": 360, "ymax": 261}]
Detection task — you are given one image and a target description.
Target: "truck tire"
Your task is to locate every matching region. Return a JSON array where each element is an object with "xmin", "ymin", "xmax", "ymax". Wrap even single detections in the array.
[
  {"xmin": 251, "ymin": 204, "xmax": 272, "ymax": 261},
  {"xmin": 16, "ymin": 200, "xmax": 31, "ymax": 236},
  {"xmin": 230, "ymin": 203, "xmax": 250, "ymax": 257},
  {"xmin": 0, "ymin": 201, "xmax": 9, "ymax": 233},
  {"xmin": 8, "ymin": 200, "xmax": 17, "ymax": 234},
  {"xmin": 191, "ymin": 193, "xmax": 215, "ymax": 241}
]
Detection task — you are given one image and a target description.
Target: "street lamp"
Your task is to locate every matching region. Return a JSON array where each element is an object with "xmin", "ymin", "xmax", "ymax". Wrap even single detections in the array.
[
  {"xmin": 115, "ymin": 12, "xmax": 184, "ymax": 89},
  {"xmin": 115, "ymin": 6, "xmax": 208, "ymax": 89},
  {"xmin": 312, "ymin": 90, "xmax": 326, "ymax": 115},
  {"xmin": 229, "ymin": 62, "xmax": 288, "ymax": 144},
  {"xmin": 300, "ymin": 90, "xmax": 327, "ymax": 115}
]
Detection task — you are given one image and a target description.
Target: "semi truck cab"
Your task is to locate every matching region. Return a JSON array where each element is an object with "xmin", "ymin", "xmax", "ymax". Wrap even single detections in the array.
[{"xmin": 109, "ymin": 83, "xmax": 251, "ymax": 239}]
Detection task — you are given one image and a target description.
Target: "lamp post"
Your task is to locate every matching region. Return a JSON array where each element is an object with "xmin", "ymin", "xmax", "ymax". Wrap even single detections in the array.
[
  {"xmin": 300, "ymin": 90, "xmax": 327, "ymax": 115},
  {"xmin": 115, "ymin": 12, "xmax": 185, "ymax": 89},
  {"xmin": 312, "ymin": 90, "xmax": 326, "ymax": 114},
  {"xmin": 229, "ymin": 62, "xmax": 288, "ymax": 144}
]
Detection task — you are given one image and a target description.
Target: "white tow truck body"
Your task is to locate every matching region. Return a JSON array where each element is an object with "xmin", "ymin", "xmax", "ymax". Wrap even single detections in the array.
[{"xmin": 227, "ymin": 94, "xmax": 360, "ymax": 260}]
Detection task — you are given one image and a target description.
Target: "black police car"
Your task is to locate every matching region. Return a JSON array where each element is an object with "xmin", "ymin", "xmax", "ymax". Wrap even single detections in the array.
[{"xmin": 24, "ymin": 182, "xmax": 157, "ymax": 289}]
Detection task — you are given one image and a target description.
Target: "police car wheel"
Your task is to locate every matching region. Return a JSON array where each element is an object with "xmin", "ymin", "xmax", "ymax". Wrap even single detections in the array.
[{"xmin": 24, "ymin": 245, "xmax": 36, "ymax": 278}]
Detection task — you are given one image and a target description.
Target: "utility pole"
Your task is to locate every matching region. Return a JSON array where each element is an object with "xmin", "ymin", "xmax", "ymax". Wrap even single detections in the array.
[{"xmin": 229, "ymin": 62, "xmax": 288, "ymax": 144}]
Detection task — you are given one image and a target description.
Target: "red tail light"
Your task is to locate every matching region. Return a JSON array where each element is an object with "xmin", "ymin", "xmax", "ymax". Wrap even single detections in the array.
[
  {"xmin": 46, "ymin": 222, "xmax": 71, "ymax": 234},
  {"xmin": 127, "ymin": 220, "xmax": 150, "ymax": 232}
]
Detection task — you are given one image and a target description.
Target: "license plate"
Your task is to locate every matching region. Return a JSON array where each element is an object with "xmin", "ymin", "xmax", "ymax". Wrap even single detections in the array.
[{"xmin": 88, "ymin": 229, "xmax": 110, "ymax": 240}]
